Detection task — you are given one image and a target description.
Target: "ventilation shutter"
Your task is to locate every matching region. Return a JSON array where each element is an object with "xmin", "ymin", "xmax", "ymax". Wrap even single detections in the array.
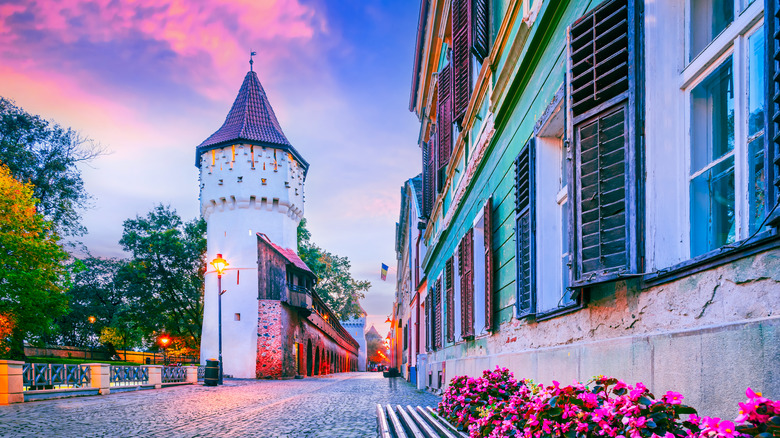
[
  {"xmin": 437, "ymin": 64, "xmax": 454, "ymax": 186},
  {"xmin": 515, "ymin": 140, "xmax": 535, "ymax": 316},
  {"xmin": 570, "ymin": 0, "xmax": 629, "ymax": 117},
  {"xmin": 445, "ymin": 257, "xmax": 455, "ymax": 342},
  {"xmin": 434, "ymin": 278, "xmax": 443, "ymax": 350},
  {"xmin": 483, "ymin": 197, "xmax": 494, "ymax": 331},
  {"xmin": 768, "ymin": 0, "xmax": 780, "ymax": 226},
  {"xmin": 452, "ymin": 0, "xmax": 471, "ymax": 124},
  {"xmin": 577, "ymin": 107, "xmax": 628, "ymax": 276},
  {"xmin": 459, "ymin": 229, "xmax": 475, "ymax": 338},
  {"xmin": 423, "ymin": 126, "xmax": 437, "ymax": 218},
  {"xmin": 472, "ymin": 0, "xmax": 489, "ymax": 61}
]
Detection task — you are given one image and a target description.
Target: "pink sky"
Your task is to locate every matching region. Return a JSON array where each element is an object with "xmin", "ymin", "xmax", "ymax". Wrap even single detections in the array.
[{"xmin": 0, "ymin": 0, "xmax": 423, "ymax": 337}]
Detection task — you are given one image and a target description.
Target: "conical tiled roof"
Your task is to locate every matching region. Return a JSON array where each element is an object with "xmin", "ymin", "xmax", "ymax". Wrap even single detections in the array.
[{"xmin": 196, "ymin": 71, "xmax": 308, "ymax": 172}]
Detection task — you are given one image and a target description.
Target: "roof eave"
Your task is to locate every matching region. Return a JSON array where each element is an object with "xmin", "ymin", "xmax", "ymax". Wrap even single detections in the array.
[{"xmin": 195, "ymin": 139, "xmax": 310, "ymax": 176}]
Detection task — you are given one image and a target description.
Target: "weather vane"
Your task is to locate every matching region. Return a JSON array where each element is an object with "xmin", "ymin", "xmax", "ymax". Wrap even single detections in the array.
[{"xmin": 250, "ymin": 50, "xmax": 257, "ymax": 71}]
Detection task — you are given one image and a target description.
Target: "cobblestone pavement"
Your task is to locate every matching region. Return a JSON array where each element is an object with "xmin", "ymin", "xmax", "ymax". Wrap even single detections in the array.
[{"xmin": 0, "ymin": 372, "xmax": 441, "ymax": 438}]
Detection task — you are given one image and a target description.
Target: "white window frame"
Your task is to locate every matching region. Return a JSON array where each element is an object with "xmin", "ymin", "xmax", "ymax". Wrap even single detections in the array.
[
  {"xmin": 472, "ymin": 210, "xmax": 488, "ymax": 337},
  {"xmin": 682, "ymin": 0, "xmax": 765, "ymax": 258}
]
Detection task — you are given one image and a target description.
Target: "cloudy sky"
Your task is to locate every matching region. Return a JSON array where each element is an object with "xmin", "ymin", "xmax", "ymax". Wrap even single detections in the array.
[{"xmin": 0, "ymin": 0, "xmax": 423, "ymax": 335}]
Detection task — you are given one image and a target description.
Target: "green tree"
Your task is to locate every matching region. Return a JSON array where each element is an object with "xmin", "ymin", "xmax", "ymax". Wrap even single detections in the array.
[
  {"xmin": 0, "ymin": 97, "xmax": 104, "ymax": 236},
  {"xmin": 118, "ymin": 205, "xmax": 206, "ymax": 351},
  {"xmin": 0, "ymin": 164, "xmax": 68, "ymax": 359},
  {"xmin": 297, "ymin": 219, "xmax": 370, "ymax": 320},
  {"xmin": 55, "ymin": 257, "xmax": 144, "ymax": 351}
]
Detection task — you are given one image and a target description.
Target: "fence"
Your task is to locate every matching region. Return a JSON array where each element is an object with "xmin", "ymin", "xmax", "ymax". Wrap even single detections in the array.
[
  {"xmin": 162, "ymin": 366, "xmax": 186, "ymax": 383},
  {"xmin": 22, "ymin": 363, "xmax": 91, "ymax": 391},
  {"xmin": 110, "ymin": 366, "xmax": 149, "ymax": 386},
  {"xmin": 1, "ymin": 360, "xmax": 200, "ymax": 405}
]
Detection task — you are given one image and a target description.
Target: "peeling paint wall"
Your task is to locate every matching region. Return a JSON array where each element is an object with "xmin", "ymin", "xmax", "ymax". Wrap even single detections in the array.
[{"xmin": 426, "ymin": 249, "xmax": 780, "ymax": 418}]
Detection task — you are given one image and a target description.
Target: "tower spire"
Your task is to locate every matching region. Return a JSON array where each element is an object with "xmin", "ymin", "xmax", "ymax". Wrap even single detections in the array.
[{"xmin": 250, "ymin": 50, "xmax": 256, "ymax": 71}]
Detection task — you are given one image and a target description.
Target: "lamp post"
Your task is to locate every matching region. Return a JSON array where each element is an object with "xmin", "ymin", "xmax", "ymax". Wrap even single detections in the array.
[{"xmin": 210, "ymin": 253, "xmax": 229, "ymax": 385}]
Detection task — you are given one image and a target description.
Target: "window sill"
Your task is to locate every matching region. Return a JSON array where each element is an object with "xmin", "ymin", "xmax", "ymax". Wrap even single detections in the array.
[
  {"xmin": 641, "ymin": 229, "xmax": 779, "ymax": 289},
  {"xmin": 534, "ymin": 302, "xmax": 584, "ymax": 322}
]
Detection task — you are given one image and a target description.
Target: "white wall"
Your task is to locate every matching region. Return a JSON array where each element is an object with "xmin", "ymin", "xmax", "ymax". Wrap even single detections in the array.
[{"xmin": 199, "ymin": 143, "xmax": 305, "ymax": 378}]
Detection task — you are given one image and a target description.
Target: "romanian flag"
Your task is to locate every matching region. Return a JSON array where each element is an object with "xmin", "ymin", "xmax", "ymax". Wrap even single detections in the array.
[{"xmin": 380, "ymin": 263, "xmax": 389, "ymax": 281}]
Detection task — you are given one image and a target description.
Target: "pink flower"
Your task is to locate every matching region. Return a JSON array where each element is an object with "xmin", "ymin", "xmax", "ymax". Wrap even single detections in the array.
[
  {"xmin": 664, "ymin": 391, "xmax": 684, "ymax": 405},
  {"xmin": 717, "ymin": 420, "xmax": 737, "ymax": 438}
]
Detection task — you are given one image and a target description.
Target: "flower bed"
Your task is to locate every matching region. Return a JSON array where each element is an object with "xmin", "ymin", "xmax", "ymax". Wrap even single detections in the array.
[{"xmin": 438, "ymin": 367, "xmax": 780, "ymax": 438}]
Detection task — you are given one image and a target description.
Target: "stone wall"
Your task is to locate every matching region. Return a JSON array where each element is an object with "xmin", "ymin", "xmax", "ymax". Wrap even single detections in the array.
[
  {"xmin": 425, "ymin": 248, "xmax": 780, "ymax": 419},
  {"xmin": 256, "ymin": 300, "xmax": 284, "ymax": 378}
]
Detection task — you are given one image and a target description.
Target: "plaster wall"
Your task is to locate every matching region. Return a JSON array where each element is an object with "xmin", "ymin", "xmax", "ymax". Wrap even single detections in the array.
[
  {"xmin": 425, "ymin": 248, "xmax": 780, "ymax": 419},
  {"xmin": 200, "ymin": 143, "xmax": 305, "ymax": 379},
  {"xmin": 341, "ymin": 317, "xmax": 367, "ymax": 371}
]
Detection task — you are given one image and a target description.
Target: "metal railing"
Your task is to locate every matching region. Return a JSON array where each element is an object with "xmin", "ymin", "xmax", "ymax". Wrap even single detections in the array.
[
  {"xmin": 110, "ymin": 366, "xmax": 149, "ymax": 386},
  {"xmin": 22, "ymin": 363, "xmax": 91, "ymax": 391},
  {"xmin": 161, "ymin": 366, "xmax": 186, "ymax": 383},
  {"xmin": 197, "ymin": 366, "xmax": 205, "ymax": 381}
]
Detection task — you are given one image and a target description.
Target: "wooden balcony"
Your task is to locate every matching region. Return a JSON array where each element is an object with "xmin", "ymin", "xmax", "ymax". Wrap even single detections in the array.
[{"xmin": 283, "ymin": 284, "xmax": 313, "ymax": 316}]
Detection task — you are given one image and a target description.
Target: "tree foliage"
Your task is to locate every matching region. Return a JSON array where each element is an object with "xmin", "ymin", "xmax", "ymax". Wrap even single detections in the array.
[
  {"xmin": 297, "ymin": 219, "xmax": 370, "ymax": 320},
  {"xmin": 0, "ymin": 97, "xmax": 104, "ymax": 236},
  {"xmin": 0, "ymin": 164, "xmax": 68, "ymax": 359},
  {"xmin": 118, "ymin": 205, "xmax": 206, "ymax": 352}
]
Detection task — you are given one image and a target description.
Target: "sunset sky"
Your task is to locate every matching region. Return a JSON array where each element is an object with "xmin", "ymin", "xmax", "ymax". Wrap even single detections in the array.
[{"xmin": 0, "ymin": 0, "xmax": 422, "ymax": 335}]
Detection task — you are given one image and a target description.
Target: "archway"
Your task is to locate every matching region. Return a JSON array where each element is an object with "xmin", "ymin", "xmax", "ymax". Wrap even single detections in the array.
[
  {"xmin": 306, "ymin": 340, "xmax": 313, "ymax": 377},
  {"xmin": 314, "ymin": 346, "xmax": 320, "ymax": 376}
]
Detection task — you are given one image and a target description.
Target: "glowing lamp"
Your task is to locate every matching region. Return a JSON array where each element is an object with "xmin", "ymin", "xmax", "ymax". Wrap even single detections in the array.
[
  {"xmin": 384, "ymin": 316, "xmax": 391, "ymax": 324},
  {"xmin": 87, "ymin": 316, "xmax": 96, "ymax": 324},
  {"xmin": 159, "ymin": 335, "xmax": 171, "ymax": 348},
  {"xmin": 211, "ymin": 254, "xmax": 229, "ymax": 276}
]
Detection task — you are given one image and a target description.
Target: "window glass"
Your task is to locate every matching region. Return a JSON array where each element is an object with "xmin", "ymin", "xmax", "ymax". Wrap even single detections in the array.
[
  {"xmin": 691, "ymin": 58, "xmax": 734, "ymax": 174},
  {"xmin": 690, "ymin": 57, "xmax": 736, "ymax": 256},
  {"xmin": 747, "ymin": 29, "xmax": 766, "ymax": 233},
  {"xmin": 690, "ymin": 0, "xmax": 735, "ymax": 60},
  {"xmin": 691, "ymin": 156, "xmax": 736, "ymax": 256}
]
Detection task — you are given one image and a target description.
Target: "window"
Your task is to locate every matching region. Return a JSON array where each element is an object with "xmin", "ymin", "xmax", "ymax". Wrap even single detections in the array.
[
  {"xmin": 234, "ymin": 313, "xmax": 240, "ymax": 321},
  {"xmin": 690, "ymin": 0, "xmax": 734, "ymax": 60},
  {"xmin": 568, "ymin": 0, "xmax": 640, "ymax": 286},
  {"xmin": 516, "ymin": 139, "xmax": 535, "ymax": 316},
  {"xmin": 445, "ymin": 257, "xmax": 455, "ymax": 343},
  {"xmin": 451, "ymin": 0, "xmax": 489, "ymax": 124},
  {"xmin": 459, "ymin": 229, "xmax": 475, "ymax": 338},
  {"xmin": 686, "ymin": 5, "xmax": 768, "ymax": 257},
  {"xmin": 473, "ymin": 213, "xmax": 487, "ymax": 336}
]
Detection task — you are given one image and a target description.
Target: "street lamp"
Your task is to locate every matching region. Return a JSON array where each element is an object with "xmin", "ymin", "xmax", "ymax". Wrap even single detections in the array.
[
  {"xmin": 87, "ymin": 316, "xmax": 96, "ymax": 324},
  {"xmin": 211, "ymin": 253, "xmax": 229, "ymax": 385},
  {"xmin": 158, "ymin": 334, "xmax": 171, "ymax": 365}
]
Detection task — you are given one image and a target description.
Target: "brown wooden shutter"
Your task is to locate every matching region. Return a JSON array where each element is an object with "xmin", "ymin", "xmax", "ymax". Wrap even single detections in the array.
[
  {"xmin": 459, "ymin": 229, "xmax": 474, "ymax": 338},
  {"xmin": 437, "ymin": 64, "xmax": 453, "ymax": 180},
  {"xmin": 569, "ymin": 0, "xmax": 640, "ymax": 286},
  {"xmin": 452, "ymin": 0, "xmax": 471, "ymax": 124},
  {"xmin": 515, "ymin": 140, "xmax": 535, "ymax": 316},
  {"xmin": 483, "ymin": 197, "xmax": 494, "ymax": 331},
  {"xmin": 445, "ymin": 257, "xmax": 454, "ymax": 342},
  {"xmin": 434, "ymin": 278, "xmax": 443, "ymax": 350},
  {"xmin": 767, "ymin": 0, "xmax": 780, "ymax": 227}
]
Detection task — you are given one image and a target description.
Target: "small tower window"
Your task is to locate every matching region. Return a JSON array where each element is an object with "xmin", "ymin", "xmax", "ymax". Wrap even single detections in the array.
[
  {"xmin": 234, "ymin": 313, "xmax": 240, "ymax": 321},
  {"xmin": 261, "ymin": 178, "xmax": 267, "ymax": 185},
  {"xmin": 285, "ymin": 181, "xmax": 290, "ymax": 188},
  {"xmin": 237, "ymin": 176, "xmax": 243, "ymax": 183},
  {"xmin": 218, "ymin": 179, "xmax": 223, "ymax": 185}
]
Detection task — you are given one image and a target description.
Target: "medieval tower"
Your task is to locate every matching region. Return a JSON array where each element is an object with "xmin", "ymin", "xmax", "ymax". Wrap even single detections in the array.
[{"xmin": 197, "ymin": 63, "xmax": 308, "ymax": 378}]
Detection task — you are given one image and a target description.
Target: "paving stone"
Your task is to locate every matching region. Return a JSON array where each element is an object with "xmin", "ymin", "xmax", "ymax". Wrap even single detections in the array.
[{"xmin": 0, "ymin": 372, "xmax": 440, "ymax": 437}]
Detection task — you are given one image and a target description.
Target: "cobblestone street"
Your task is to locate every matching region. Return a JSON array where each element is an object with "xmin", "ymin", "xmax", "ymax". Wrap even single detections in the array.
[{"xmin": 0, "ymin": 373, "xmax": 440, "ymax": 437}]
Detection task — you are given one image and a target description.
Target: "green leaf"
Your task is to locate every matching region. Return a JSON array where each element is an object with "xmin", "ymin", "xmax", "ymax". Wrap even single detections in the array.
[{"xmin": 674, "ymin": 405, "xmax": 697, "ymax": 415}]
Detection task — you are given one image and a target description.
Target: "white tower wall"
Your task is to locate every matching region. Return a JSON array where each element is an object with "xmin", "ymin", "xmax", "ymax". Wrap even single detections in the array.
[{"xmin": 199, "ymin": 143, "xmax": 305, "ymax": 378}]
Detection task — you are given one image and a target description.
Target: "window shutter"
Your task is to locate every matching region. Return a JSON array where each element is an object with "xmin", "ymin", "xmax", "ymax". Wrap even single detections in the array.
[
  {"xmin": 570, "ymin": 0, "xmax": 629, "ymax": 117},
  {"xmin": 569, "ymin": 0, "xmax": 640, "ymax": 286},
  {"xmin": 434, "ymin": 278, "xmax": 443, "ymax": 350},
  {"xmin": 483, "ymin": 197, "xmax": 494, "ymax": 331},
  {"xmin": 515, "ymin": 140, "xmax": 535, "ymax": 316},
  {"xmin": 767, "ymin": 0, "xmax": 780, "ymax": 226},
  {"xmin": 437, "ymin": 64, "xmax": 454, "ymax": 188},
  {"xmin": 422, "ymin": 127, "xmax": 437, "ymax": 218},
  {"xmin": 445, "ymin": 257, "xmax": 455, "ymax": 342},
  {"xmin": 425, "ymin": 293, "xmax": 430, "ymax": 352},
  {"xmin": 472, "ymin": 0, "xmax": 490, "ymax": 61},
  {"xmin": 452, "ymin": 0, "xmax": 471, "ymax": 124},
  {"xmin": 459, "ymin": 229, "xmax": 475, "ymax": 338}
]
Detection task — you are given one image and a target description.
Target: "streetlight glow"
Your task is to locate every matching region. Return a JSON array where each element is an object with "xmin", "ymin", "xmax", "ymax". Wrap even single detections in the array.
[
  {"xmin": 211, "ymin": 254, "xmax": 229, "ymax": 276},
  {"xmin": 87, "ymin": 316, "xmax": 96, "ymax": 324}
]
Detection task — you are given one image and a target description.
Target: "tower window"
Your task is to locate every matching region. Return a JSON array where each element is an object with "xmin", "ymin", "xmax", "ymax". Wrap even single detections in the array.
[
  {"xmin": 237, "ymin": 176, "xmax": 243, "ymax": 183},
  {"xmin": 234, "ymin": 313, "xmax": 240, "ymax": 321},
  {"xmin": 218, "ymin": 179, "xmax": 223, "ymax": 185},
  {"xmin": 261, "ymin": 178, "xmax": 267, "ymax": 185}
]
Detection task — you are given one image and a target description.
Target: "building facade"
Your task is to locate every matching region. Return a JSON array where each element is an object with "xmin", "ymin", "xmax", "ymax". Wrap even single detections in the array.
[
  {"xmin": 198, "ymin": 65, "xmax": 358, "ymax": 378},
  {"xmin": 395, "ymin": 0, "xmax": 780, "ymax": 418}
]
